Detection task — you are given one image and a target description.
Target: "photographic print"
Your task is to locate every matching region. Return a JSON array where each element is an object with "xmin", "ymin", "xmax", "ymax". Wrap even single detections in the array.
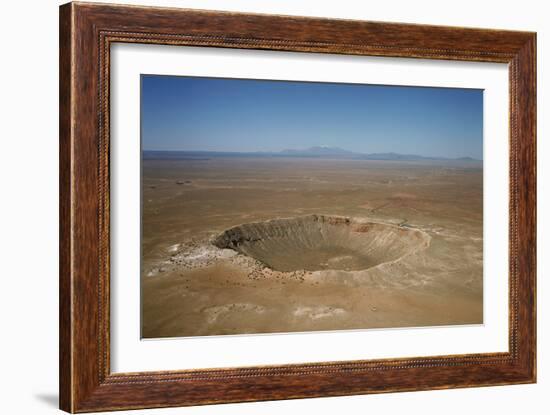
[{"xmin": 140, "ymin": 75, "xmax": 483, "ymax": 339}]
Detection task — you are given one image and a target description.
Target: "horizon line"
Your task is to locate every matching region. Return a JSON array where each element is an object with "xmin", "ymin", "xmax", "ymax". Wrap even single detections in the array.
[{"xmin": 142, "ymin": 148, "xmax": 482, "ymax": 161}]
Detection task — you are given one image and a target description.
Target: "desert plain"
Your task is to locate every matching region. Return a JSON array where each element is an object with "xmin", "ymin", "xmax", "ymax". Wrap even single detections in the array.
[{"xmin": 141, "ymin": 156, "xmax": 483, "ymax": 338}]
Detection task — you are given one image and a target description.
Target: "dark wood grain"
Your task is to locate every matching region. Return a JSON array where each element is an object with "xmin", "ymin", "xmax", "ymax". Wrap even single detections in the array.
[
  {"xmin": 59, "ymin": 3, "xmax": 73, "ymax": 411},
  {"xmin": 59, "ymin": 2, "xmax": 536, "ymax": 412}
]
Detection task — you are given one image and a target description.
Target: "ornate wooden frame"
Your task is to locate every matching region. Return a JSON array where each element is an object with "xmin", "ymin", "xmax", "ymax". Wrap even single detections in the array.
[{"xmin": 59, "ymin": 2, "xmax": 536, "ymax": 412}]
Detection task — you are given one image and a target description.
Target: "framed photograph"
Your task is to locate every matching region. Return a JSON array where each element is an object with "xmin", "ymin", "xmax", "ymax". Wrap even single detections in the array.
[{"xmin": 59, "ymin": 2, "xmax": 536, "ymax": 412}]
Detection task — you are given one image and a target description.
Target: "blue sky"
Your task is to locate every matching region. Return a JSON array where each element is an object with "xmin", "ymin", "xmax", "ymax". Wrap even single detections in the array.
[{"xmin": 141, "ymin": 75, "xmax": 483, "ymax": 159}]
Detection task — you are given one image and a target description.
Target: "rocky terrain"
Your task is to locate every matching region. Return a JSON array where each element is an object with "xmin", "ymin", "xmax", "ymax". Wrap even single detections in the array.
[{"xmin": 141, "ymin": 157, "xmax": 483, "ymax": 338}]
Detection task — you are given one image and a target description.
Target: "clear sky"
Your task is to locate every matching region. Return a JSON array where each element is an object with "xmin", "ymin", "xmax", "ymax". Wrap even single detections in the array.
[{"xmin": 141, "ymin": 75, "xmax": 483, "ymax": 159}]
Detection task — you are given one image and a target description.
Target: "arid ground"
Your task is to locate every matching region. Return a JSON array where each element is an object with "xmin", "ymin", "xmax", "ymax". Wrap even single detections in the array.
[{"xmin": 141, "ymin": 157, "xmax": 483, "ymax": 338}]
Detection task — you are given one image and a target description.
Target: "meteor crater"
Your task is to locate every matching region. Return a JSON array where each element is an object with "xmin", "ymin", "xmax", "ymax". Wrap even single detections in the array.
[{"xmin": 213, "ymin": 215, "xmax": 430, "ymax": 272}]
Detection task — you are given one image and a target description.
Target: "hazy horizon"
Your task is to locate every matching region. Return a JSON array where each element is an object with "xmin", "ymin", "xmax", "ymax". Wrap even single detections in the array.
[
  {"xmin": 141, "ymin": 147, "xmax": 481, "ymax": 160},
  {"xmin": 142, "ymin": 75, "xmax": 483, "ymax": 160}
]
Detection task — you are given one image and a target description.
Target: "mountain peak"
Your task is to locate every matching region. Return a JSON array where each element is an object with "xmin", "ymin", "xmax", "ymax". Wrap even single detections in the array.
[{"xmin": 280, "ymin": 146, "xmax": 354, "ymax": 156}]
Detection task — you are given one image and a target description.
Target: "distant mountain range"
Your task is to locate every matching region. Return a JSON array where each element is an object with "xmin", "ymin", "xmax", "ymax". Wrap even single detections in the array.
[
  {"xmin": 278, "ymin": 147, "xmax": 479, "ymax": 161},
  {"xmin": 143, "ymin": 146, "xmax": 480, "ymax": 162}
]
